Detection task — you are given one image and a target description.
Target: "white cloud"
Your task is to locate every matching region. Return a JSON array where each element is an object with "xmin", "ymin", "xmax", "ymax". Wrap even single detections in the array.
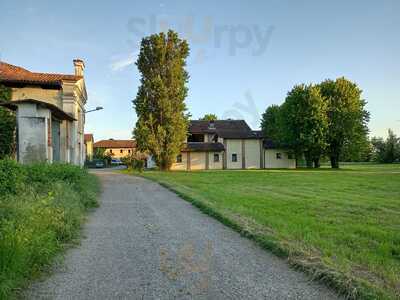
[{"xmin": 110, "ymin": 52, "xmax": 138, "ymax": 72}]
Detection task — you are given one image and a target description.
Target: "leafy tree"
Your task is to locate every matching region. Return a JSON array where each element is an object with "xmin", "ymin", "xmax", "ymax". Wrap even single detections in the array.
[
  {"xmin": 319, "ymin": 78, "xmax": 370, "ymax": 168},
  {"xmin": 0, "ymin": 85, "xmax": 16, "ymax": 159},
  {"xmin": 280, "ymin": 84, "xmax": 328, "ymax": 168},
  {"xmin": 200, "ymin": 114, "xmax": 218, "ymax": 121},
  {"xmin": 133, "ymin": 30, "xmax": 190, "ymax": 171},
  {"xmin": 371, "ymin": 129, "xmax": 400, "ymax": 163},
  {"xmin": 260, "ymin": 105, "xmax": 283, "ymax": 146},
  {"xmin": 340, "ymin": 134, "xmax": 372, "ymax": 162}
]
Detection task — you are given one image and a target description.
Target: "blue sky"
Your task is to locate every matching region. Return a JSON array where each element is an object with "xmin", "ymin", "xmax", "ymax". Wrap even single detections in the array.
[{"xmin": 1, "ymin": 0, "xmax": 399, "ymax": 140}]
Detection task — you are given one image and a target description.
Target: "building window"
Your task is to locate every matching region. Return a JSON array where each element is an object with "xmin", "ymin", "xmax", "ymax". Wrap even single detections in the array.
[
  {"xmin": 120, "ymin": 149, "xmax": 123, "ymax": 154},
  {"xmin": 232, "ymin": 153, "xmax": 237, "ymax": 162},
  {"xmin": 287, "ymin": 153, "xmax": 293, "ymax": 159},
  {"xmin": 214, "ymin": 153, "xmax": 219, "ymax": 162},
  {"xmin": 176, "ymin": 154, "xmax": 182, "ymax": 163},
  {"xmin": 276, "ymin": 152, "xmax": 282, "ymax": 159},
  {"xmin": 128, "ymin": 150, "xmax": 131, "ymax": 154},
  {"xmin": 110, "ymin": 149, "xmax": 113, "ymax": 153}
]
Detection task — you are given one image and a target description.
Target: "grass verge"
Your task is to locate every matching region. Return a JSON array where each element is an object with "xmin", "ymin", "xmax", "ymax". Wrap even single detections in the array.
[
  {"xmin": 123, "ymin": 164, "xmax": 400, "ymax": 299},
  {"xmin": 0, "ymin": 159, "xmax": 99, "ymax": 299}
]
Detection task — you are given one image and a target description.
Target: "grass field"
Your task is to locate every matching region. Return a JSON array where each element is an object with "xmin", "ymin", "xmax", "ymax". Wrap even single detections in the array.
[{"xmin": 131, "ymin": 164, "xmax": 400, "ymax": 299}]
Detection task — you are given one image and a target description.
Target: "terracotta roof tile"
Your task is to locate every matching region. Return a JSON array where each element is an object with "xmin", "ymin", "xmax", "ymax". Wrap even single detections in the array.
[
  {"xmin": 0, "ymin": 61, "xmax": 82, "ymax": 87},
  {"xmin": 84, "ymin": 134, "xmax": 94, "ymax": 142},
  {"xmin": 93, "ymin": 139, "xmax": 136, "ymax": 149}
]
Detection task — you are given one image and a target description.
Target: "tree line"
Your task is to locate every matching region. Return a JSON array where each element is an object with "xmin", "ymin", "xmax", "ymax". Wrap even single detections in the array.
[{"xmin": 261, "ymin": 78, "xmax": 370, "ymax": 168}]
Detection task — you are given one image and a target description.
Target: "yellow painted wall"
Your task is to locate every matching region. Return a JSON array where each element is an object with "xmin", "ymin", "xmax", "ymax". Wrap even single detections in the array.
[
  {"xmin": 208, "ymin": 152, "xmax": 223, "ymax": 169},
  {"xmin": 264, "ymin": 149, "xmax": 296, "ymax": 169},
  {"xmin": 226, "ymin": 139, "xmax": 242, "ymax": 169},
  {"xmin": 171, "ymin": 152, "xmax": 188, "ymax": 171},
  {"xmin": 244, "ymin": 139, "xmax": 261, "ymax": 169},
  {"xmin": 105, "ymin": 148, "xmax": 133, "ymax": 158},
  {"xmin": 85, "ymin": 140, "xmax": 93, "ymax": 160},
  {"xmin": 190, "ymin": 152, "xmax": 206, "ymax": 170},
  {"xmin": 11, "ymin": 87, "xmax": 62, "ymax": 108}
]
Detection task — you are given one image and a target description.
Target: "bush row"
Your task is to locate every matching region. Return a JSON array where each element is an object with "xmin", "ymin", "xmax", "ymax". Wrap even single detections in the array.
[{"xmin": 0, "ymin": 159, "xmax": 99, "ymax": 299}]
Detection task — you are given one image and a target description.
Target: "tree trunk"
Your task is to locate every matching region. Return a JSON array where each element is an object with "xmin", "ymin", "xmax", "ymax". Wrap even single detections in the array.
[
  {"xmin": 313, "ymin": 157, "xmax": 321, "ymax": 168},
  {"xmin": 304, "ymin": 152, "xmax": 313, "ymax": 168},
  {"xmin": 330, "ymin": 155, "xmax": 339, "ymax": 168}
]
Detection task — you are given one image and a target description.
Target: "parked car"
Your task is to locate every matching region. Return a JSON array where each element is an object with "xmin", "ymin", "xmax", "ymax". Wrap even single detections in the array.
[{"xmin": 95, "ymin": 160, "xmax": 105, "ymax": 168}]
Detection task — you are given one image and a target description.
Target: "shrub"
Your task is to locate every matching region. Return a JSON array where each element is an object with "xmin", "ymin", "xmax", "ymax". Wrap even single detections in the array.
[
  {"xmin": 0, "ymin": 158, "xmax": 25, "ymax": 195},
  {"xmin": 0, "ymin": 162, "xmax": 99, "ymax": 299},
  {"xmin": 121, "ymin": 150, "xmax": 147, "ymax": 172}
]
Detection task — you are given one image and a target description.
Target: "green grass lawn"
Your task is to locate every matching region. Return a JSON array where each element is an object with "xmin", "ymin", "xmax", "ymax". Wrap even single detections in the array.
[{"xmin": 131, "ymin": 164, "xmax": 400, "ymax": 299}]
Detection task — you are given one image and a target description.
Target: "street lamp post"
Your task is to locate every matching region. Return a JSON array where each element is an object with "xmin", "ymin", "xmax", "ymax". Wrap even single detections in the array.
[{"xmin": 85, "ymin": 106, "xmax": 103, "ymax": 114}]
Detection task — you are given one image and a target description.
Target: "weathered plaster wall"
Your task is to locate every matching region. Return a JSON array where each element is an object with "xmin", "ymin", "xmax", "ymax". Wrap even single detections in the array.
[
  {"xmin": 11, "ymin": 87, "xmax": 62, "ymax": 108},
  {"xmin": 17, "ymin": 103, "xmax": 49, "ymax": 164}
]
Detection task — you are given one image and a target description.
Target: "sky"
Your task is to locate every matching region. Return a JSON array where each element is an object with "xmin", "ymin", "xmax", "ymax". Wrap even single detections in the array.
[{"xmin": 0, "ymin": 0, "xmax": 399, "ymax": 141}]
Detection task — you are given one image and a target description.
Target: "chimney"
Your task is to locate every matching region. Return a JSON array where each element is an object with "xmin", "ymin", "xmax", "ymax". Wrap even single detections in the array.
[
  {"xmin": 73, "ymin": 59, "xmax": 85, "ymax": 76},
  {"xmin": 208, "ymin": 120, "xmax": 215, "ymax": 129}
]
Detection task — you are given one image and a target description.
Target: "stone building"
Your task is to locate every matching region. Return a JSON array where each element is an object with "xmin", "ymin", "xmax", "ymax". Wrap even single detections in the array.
[{"xmin": 0, "ymin": 59, "xmax": 87, "ymax": 165}]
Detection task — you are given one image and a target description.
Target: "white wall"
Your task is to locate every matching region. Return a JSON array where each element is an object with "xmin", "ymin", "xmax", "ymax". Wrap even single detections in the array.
[
  {"xmin": 226, "ymin": 139, "xmax": 242, "ymax": 169},
  {"xmin": 264, "ymin": 149, "xmax": 296, "ymax": 169},
  {"xmin": 244, "ymin": 139, "xmax": 261, "ymax": 169},
  {"xmin": 171, "ymin": 152, "xmax": 188, "ymax": 171},
  {"xmin": 190, "ymin": 152, "xmax": 206, "ymax": 170},
  {"xmin": 208, "ymin": 152, "xmax": 223, "ymax": 169}
]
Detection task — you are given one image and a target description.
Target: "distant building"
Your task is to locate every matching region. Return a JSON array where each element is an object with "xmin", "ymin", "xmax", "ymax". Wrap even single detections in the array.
[
  {"xmin": 84, "ymin": 134, "xmax": 94, "ymax": 161},
  {"xmin": 93, "ymin": 139, "xmax": 136, "ymax": 159},
  {"xmin": 170, "ymin": 120, "xmax": 295, "ymax": 170},
  {"xmin": 0, "ymin": 59, "xmax": 87, "ymax": 166}
]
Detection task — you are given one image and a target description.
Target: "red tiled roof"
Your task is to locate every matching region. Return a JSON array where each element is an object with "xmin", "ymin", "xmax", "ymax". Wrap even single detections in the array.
[
  {"xmin": 93, "ymin": 139, "xmax": 136, "ymax": 149},
  {"xmin": 0, "ymin": 61, "xmax": 82, "ymax": 87},
  {"xmin": 84, "ymin": 134, "xmax": 94, "ymax": 142}
]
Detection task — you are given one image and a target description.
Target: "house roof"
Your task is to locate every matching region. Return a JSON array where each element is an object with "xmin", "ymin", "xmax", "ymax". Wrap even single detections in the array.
[
  {"xmin": 0, "ymin": 61, "xmax": 82, "ymax": 88},
  {"xmin": 263, "ymin": 139, "xmax": 277, "ymax": 149},
  {"xmin": 0, "ymin": 98, "xmax": 76, "ymax": 121},
  {"xmin": 189, "ymin": 120, "xmax": 262, "ymax": 139},
  {"xmin": 182, "ymin": 142, "xmax": 225, "ymax": 152},
  {"xmin": 93, "ymin": 139, "xmax": 136, "ymax": 149},
  {"xmin": 84, "ymin": 134, "xmax": 94, "ymax": 142}
]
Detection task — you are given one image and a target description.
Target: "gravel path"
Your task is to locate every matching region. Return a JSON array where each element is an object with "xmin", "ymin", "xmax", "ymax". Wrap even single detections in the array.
[{"xmin": 25, "ymin": 170, "xmax": 339, "ymax": 299}]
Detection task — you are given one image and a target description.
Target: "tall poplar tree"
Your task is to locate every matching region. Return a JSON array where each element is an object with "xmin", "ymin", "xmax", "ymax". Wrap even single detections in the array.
[{"xmin": 133, "ymin": 30, "xmax": 190, "ymax": 170}]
